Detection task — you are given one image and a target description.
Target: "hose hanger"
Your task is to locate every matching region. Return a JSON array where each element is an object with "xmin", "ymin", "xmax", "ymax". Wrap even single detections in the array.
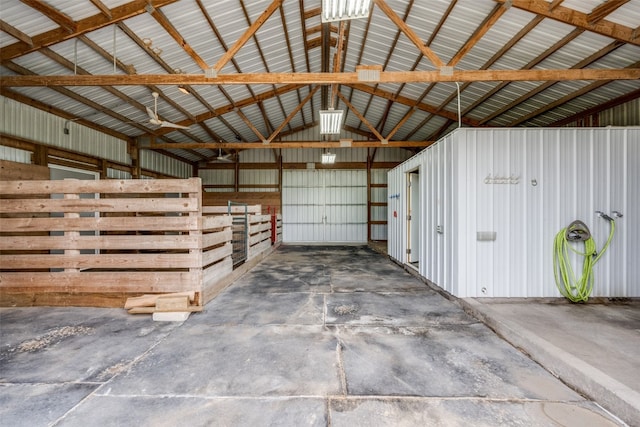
[
  {"xmin": 553, "ymin": 214, "xmax": 617, "ymax": 303},
  {"xmin": 564, "ymin": 220, "xmax": 591, "ymax": 242}
]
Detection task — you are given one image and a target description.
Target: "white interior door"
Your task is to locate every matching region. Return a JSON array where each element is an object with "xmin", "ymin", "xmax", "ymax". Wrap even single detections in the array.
[
  {"xmin": 283, "ymin": 170, "xmax": 366, "ymax": 243},
  {"xmin": 408, "ymin": 171, "xmax": 420, "ymax": 264}
]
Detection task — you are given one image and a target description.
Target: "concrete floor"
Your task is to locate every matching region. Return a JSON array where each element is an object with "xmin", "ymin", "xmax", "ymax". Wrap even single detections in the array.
[{"xmin": 0, "ymin": 245, "xmax": 635, "ymax": 426}]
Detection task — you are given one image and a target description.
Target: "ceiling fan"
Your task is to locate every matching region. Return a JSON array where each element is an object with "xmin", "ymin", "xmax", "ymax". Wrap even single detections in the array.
[
  {"xmin": 146, "ymin": 92, "xmax": 189, "ymax": 129},
  {"xmin": 212, "ymin": 148, "xmax": 234, "ymax": 163}
]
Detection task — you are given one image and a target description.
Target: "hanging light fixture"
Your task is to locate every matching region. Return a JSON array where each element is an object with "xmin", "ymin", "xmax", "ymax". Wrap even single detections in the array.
[
  {"xmin": 321, "ymin": 150, "xmax": 336, "ymax": 164},
  {"xmin": 322, "ymin": 0, "xmax": 372, "ymax": 22},
  {"xmin": 178, "ymin": 85, "xmax": 190, "ymax": 95},
  {"xmin": 319, "ymin": 108, "xmax": 344, "ymax": 134}
]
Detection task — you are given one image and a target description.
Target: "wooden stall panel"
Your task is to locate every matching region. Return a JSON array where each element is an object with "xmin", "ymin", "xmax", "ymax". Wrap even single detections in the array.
[{"xmin": 0, "ymin": 178, "xmax": 231, "ymax": 308}]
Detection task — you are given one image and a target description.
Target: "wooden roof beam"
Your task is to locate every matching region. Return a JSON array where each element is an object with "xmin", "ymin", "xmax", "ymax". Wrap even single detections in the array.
[
  {"xmin": 448, "ymin": 3, "xmax": 509, "ymax": 67},
  {"xmin": 212, "ymin": 0, "xmax": 283, "ymax": 74},
  {"xmin": 146, "ymin": 5, "xmax": 209, "ymax": 70},
  {"xmin": 20, "ymin": 0, "xmax": 77, "ymax": 32},
  {"xmin": 373, "ymin": 0, "xmax": 444, "ymax": 68},
  {"xmin": 337, "ymin": 91, "xmax": 386, "ymax": 143},
  {"xmin": 89, "ymin": 0, "xmax": 113, "ymax": 19},
  {"xmin": 265, "ymin": 86, "xmax": 319, "ymax": 144},
  {"xmin": 0, "ymin": 19, "xmax": 33, "ymax": 47},
  {"xmin": 508, "ymin": 61, "xmax": 640, "ymax": 126},
  {"xmin": 236, "ymin": 108, "xmax": 267, "ymax": 142},
  {"xmin": 149, "ymin": 140, "xmax": 432, "ymax": 150},
  {"xmin": 1, "ymin": 0, "xmax": 180, "ymax": 61},
  {"xmin": 3, "ymin": 68, "xmax": 639, "ymax": 87},
  {"xmin": 495, "ymin": 0, "xmax": 640, "ymax": 46},
  {"xmin": 588, "ymin": 0, "xmax": 630, "ymax": 25}
]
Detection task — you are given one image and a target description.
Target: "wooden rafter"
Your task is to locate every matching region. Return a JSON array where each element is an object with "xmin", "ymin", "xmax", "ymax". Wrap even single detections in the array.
[
  {"xmin": 460, "ymin": 27, "xmax": 586, "ymax": 118},
  {"xmin": 0, "ymin": 0, "xmax": 180, "ymax": 61},
  {"xmin": 508, "ymin": 61, "xmax": 640, "ymax": 127},
  {"xmin": 496, "ymin": 0, "xmax": 640, "ymax": 46},
  {"xmin": 20, "ymin": 0, "xmax": 77, "ymax": 32},
  {"xmin": 550, "ymin": 88, "xmax": 640, "ymax": 127},
  {"xmin": 89, "ymin": 0, "xmax": 112, "ymax": 19},
  {"xmin": 236, "ymin": 108, "xmax": 267, "ymax": 142},
  {"xmin": 152, "ymin": 84, "xmax": 305, "ymax": 137},
  {"xmin": 0, "ymin": 19, "xmax": 33, "ymax": 46},
  {"xmin": 373, "ymin": 0, "xmax": 443, "ymax": 68},
  {"xmin": 265, "ymin": 86, "xmax": 319, "ymax": 144},
  {"xmin": 588, "ymin": 0, "xmax": 630, "ymax": 25},
  {"xmin": 212, "ymin": 0, "xmax": 284, "ymax": 73},
  {"xmin": 480, "ymin": 40, "xmax": 625, "ymax": 125},
  {"xmin": 368, "ymin": 0, "xmax": 414, "ymax": 134},
  {"xmin": 385, "ymin": 107, "xmax": 416, "ymax": 141},
  {"xmin": 337, "ymin": 92, "xmax": 385, "ymax": 143},
  {"xmin": 447, "ymin": 3, "xmax": 509, "ymax": 67},
  {"xmin": 117, "ymin": 21, "xmax": 227, "ymax": 141},
  {"xmin": 146, "ymin": 5, "xmax": 209, "ymax": 70}
]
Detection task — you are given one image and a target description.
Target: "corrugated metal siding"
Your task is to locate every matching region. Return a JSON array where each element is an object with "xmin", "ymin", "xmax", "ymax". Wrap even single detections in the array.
[
  {"xmin": 389, "ymin": 127, "xmax": 639, "ymax": 298},
  {"xmin": 0, "ymin": 145, "xmax": 31, "ymax": 163},
  {"xmin": 240, "ymin": 169, "xmax": 278, "ymax": 191},
  {"xmin": 1, "ymin": 96, "xmax": 129, "ymax": 164},
  {"xmin": 282, "ymin": 169, "xmax": 367, "ymax": 243},
  {"xmin": 139, "ymin": 149, "xmax": 191, "ymax": 178},
  {"xmin": 199, "ymin": 169, "xmax": 234, "ymax": 188}
]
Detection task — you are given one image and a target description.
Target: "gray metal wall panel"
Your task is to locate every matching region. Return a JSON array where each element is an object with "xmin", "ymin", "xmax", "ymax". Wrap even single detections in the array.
[
  {"xmin": 283, "ymin": 170, "xmax": 366, "ymax": 243},
  {"xmin": 389, "ymin": 127, "xmax": 639, "ymax": 298}
]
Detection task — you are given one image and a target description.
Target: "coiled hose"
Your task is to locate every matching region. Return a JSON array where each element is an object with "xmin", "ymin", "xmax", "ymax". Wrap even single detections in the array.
[{"xmin": 553, "ymin": 218, "xmax": 615, "ymax": 302}]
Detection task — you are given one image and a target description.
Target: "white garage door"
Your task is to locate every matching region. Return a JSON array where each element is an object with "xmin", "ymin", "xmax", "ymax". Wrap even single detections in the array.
[{"xmin": 282, "ymin": 170, "xmax": 367, "ymax": 243}]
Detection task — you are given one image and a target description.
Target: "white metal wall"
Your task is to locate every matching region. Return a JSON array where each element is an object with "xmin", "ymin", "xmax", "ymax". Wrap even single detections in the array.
[
  {"xmin": 283, "ymin": 169, "xmax": 367, "ymax": 243},
  {"xmin": 1, "ymin": 96, "xmax": 129, "ymax": 164},
  {"xmin": 389, "ymin": 127, "xmax": 639, "ymax": 298}
]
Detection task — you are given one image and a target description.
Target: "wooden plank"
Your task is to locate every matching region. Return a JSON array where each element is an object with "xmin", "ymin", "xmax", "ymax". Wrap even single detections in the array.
[
  {"xmin": 155, "ymin": 295, "xmax": 190, "ymax": 311},
  {"xmin": 248, "ymin": 239, "xmax": 272, "ymax": 259},
  {"xmin": 202, "ymin": 228, "xmax": 233, "ymax": 248},
  {"xmin": 0, "ymin": 177, "xmax": 201, "ymax": 195},
  {"xmin": 0, "ymin": 197, "xmax": 199, "ymax": 214},
  {"xmin": 0, "ymin": 160, "xmax": 49, "ymax": 180},
  {"xmin": 249, "ymin": 214, "xmax": 271, "ymax": 223},
  {"xmin": 202, "ymin": 242, "xmax": 233, "ymax": 266},
  {"xmin": 249, "ymin": 222, "xmax": 271, "ymax": 234},
  {"xmin": 200, "ymin": 214, "xmax": 232, "ymax": 230},
  {"xmin": 202, "ymin": 204, "xmax": 262, "ymax": 214},
  {"xmin": 0, "ymin": 216, "xmax": 199, "ymax": 232},
  {"xmin": 0, "ymin": 271, "xmax": 200, "ymax": 293},
  {"xmin": 1, "ymin": 253, "xmax": 200, "ymax": 269},
  {"xmin": 124, "ymin": 291, "xmax": 196, "ymax": 309},
  {"xmin": 0, "ymin": 234, "xmax": 200, "ymax": 251},
  {"xmin": 203, "ymin": 257, "xmax": 233, "ymax": 283}
]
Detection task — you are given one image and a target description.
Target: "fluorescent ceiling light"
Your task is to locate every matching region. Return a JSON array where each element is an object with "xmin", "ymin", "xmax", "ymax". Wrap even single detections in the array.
[
  {"xmin": 322, "ymin": 152, "xmax": 336, "ymax": 164},
  {"xmin": 322, "ymin": 0, "xmax": 372, "ymax": 22},
  {"xmin": 319, "ymin": 108, "xmax": 344, "ymax": 134}
]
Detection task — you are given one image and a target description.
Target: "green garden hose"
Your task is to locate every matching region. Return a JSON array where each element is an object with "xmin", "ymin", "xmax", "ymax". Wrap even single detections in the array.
[{"xmin": 553, "ymin": 217, "xmax": 616, "ymax": 302}]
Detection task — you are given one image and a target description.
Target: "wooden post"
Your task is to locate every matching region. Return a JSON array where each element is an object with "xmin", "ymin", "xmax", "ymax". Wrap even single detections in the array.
[
  {"xmin": 190, "ymin": 178, "xmax": 203, "ymax": 306},
  {"xmin": 64, "ymin": 184, "xmax": 80, "ymax": 273}
]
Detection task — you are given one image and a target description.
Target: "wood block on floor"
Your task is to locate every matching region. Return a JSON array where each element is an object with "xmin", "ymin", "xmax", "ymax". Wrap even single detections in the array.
[{"xmin": 155, "ymin": 295, "xmax": 190, "ymax": 312}]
